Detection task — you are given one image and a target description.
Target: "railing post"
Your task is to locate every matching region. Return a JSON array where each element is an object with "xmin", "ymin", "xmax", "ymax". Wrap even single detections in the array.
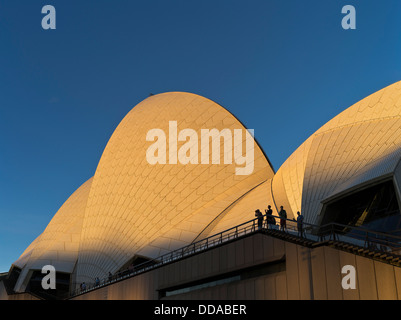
[{"xmin": 365, "ymin": 231, "xmax": 369, "ymax": 249}]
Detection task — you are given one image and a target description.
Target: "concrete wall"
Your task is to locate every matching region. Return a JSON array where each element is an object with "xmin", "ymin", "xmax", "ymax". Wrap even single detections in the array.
[
  {"xmin": 0, "ymin": 281, "xmax": 8, "ymax": 300},
  {"xmin": 4, "ymin": 232, "xmax": 401, "ymax": 300},
  {"xmin": 72, "ymin": 233, "xmax": 286, "ymax": 300},
  {"xmin": 289, "ymin": 244, "xmax": 401, "ymax": 300}
]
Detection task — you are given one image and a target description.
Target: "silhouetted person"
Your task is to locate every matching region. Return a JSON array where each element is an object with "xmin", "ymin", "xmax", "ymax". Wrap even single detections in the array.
[
  {"xmin": 265, "ymin": 205, "xmax": 274, "ymax": 229},
  {"xmin": 108, "ymin": 272, "xmax": 113, "ymax": 282},
  {"xmin": 279, "ymin": 206, "xmax": 287, "ymax": 232},
  {"xmin": 255, "ymin": 209, "xmax": 263, "ymax": 230},
  {"xmin": 297, "ymin": 211, "xmax": 304, "ymax": 238}
]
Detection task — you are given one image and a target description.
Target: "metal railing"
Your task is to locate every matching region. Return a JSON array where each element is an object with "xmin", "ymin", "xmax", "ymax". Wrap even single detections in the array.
[
  {"xmin": 70, "ymin": 216, "xmax": 265, "ymax": 297},
  {"xmin": 317, "ymin": 222, "xmax": 401, "ymax": 254},
  {"xmin": 69, "ymin": 214, "xmax": 401, "ymax": 298}
]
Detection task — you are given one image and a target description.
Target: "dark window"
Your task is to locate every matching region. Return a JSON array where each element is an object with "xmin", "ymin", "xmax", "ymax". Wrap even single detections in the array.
[
  {"xmin": 321, "ymin": 180, "xmax": 401, "ymax": 233},
  {"xmin": 3, "ymin": 266, "xmax": 21, "ymax": 294}
]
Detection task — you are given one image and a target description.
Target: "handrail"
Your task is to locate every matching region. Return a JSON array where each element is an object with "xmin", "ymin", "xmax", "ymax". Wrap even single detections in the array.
[
  {"xmin": 70, "ymin": 216, "xmax": 266, "ymax": 297},
  {"xmin": 316, "ymin": 221, "xmax": 401, "ymax": 253},
  {"xmin": 68, "ymin": 213, "xmax": 401, "ymax": 298},
  {"xmin": 319, "ymin": 221, "xmax": 401, "ymax": 241}
]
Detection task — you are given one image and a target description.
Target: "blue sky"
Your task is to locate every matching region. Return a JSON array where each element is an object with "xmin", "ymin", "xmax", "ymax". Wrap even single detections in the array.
[{"xmin": 1, "ymin": 0, "xmax": 401, "ymax": 272}]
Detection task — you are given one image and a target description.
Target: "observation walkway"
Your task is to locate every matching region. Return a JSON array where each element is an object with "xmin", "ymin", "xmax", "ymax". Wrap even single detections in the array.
[{"xmin": 68, "ymin": 214, "xmax": 401, "ymax": 299}]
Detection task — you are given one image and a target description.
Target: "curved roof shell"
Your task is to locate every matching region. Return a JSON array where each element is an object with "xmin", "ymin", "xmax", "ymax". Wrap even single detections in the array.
[
  {"xmin": 13, "ymin": 177, "xmax": 93, "ymax": 292},
  {"xmin": 13, "ymin": 81, "xmax": 401, "ymax": 291},
  {"xmin": 75, "ymin": 92, "xmax": 274, "ymax": 283},
  {"xmin": 11, "ymin": 92, "xmax": 275, "ymax": 288},
  {"xmin": 273, "ymin": 81, "xmax": 401, "ymax": 224}
]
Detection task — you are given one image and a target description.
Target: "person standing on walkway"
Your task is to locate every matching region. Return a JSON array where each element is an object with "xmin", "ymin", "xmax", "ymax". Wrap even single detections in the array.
[
  {"xmin": 265, "ymin": 205, "xmax": 274, "ymax": 229},
  {"xmin": 279, "ymin": 206, "xmax": 287, "ymax": 232},
  {"xmin": 255, "ymin": 209, "xmax": 263, "ymax": 230},
  {"xmin": 296, "ymin": 211, "xmax": 304, "ymax": 238}
]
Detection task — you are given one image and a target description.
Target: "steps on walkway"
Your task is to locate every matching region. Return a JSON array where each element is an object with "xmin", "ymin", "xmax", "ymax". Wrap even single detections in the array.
[
  {"xmin": 326, "ymin": 240, "xmax": 401, "ymax": 267},
  {"xmin": 261, "ymin": 229, "xmax": 401, "ymax": 267}
]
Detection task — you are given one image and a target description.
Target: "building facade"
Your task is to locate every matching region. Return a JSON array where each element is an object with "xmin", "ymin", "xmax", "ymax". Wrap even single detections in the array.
[{"xmin": 3, "ymin": 81, "xmax": 401, "ymax": 300}]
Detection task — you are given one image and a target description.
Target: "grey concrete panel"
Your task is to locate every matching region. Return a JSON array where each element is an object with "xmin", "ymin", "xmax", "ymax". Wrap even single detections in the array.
[
  {"xmin": 323, "ymin": 247, "xmax": 343, "ymax": 300},
  {"xmin": 252, "ymin": 234, "xmax": 264, "ymax": 263},
  {"xmin": 227, "ymin": 242, "xmax": 236, "ymax": 270},
  {"xmin": 273, "ymin": 238, "xmax": 285, "ymax": 258},
  {"xmin": 254, "ymin": 277, "xmax": 265, "ymax": 300},
  {"xmin": 235, "ymin": 239, "xmax": 245, "ymax": 267},
  {"xmin": 310, "ymin": 246, "xmax": 327, "ymax": 300},
  {"xmin": 374, "ymin": 261, "xmax": 397, "ymax": 300},
  {"xmin": 285, "ymin": 242, "xmax": 300, "ymax": 300},
  {"xmin": 245, "ymin": 279, "xmax": 255, "ymax": 300},
  {"xmin": 211, "ymin": 247, "xmax": 220, "ymax": 274},
  {"xmin": 244, "ymin": 236, "xmax": 254, "ymax": 265},
  {"xmin": 262, "ymin": 235, "xmax": 274, "ymax": 260},
  {"xmin": 297, "ymin": 246, "xmax": 313, "ymax": 300},
  {"xmin": 393, "ymin": 267, "xmax": 401, "ymax": 300},
  {"xmin": 275, "ymin": 273, "xmax": 288, "ymax": 300},
  {"xmin": 264, "ymin": 275, "xmax": 276, "ymax": 300},
  {"xmin": 219, "ymin": 244, "xmax": 228, "ymax": 272},
  {"xmin": 355, "ymin": 255, "xmax": 378, "ymax": 300}
]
